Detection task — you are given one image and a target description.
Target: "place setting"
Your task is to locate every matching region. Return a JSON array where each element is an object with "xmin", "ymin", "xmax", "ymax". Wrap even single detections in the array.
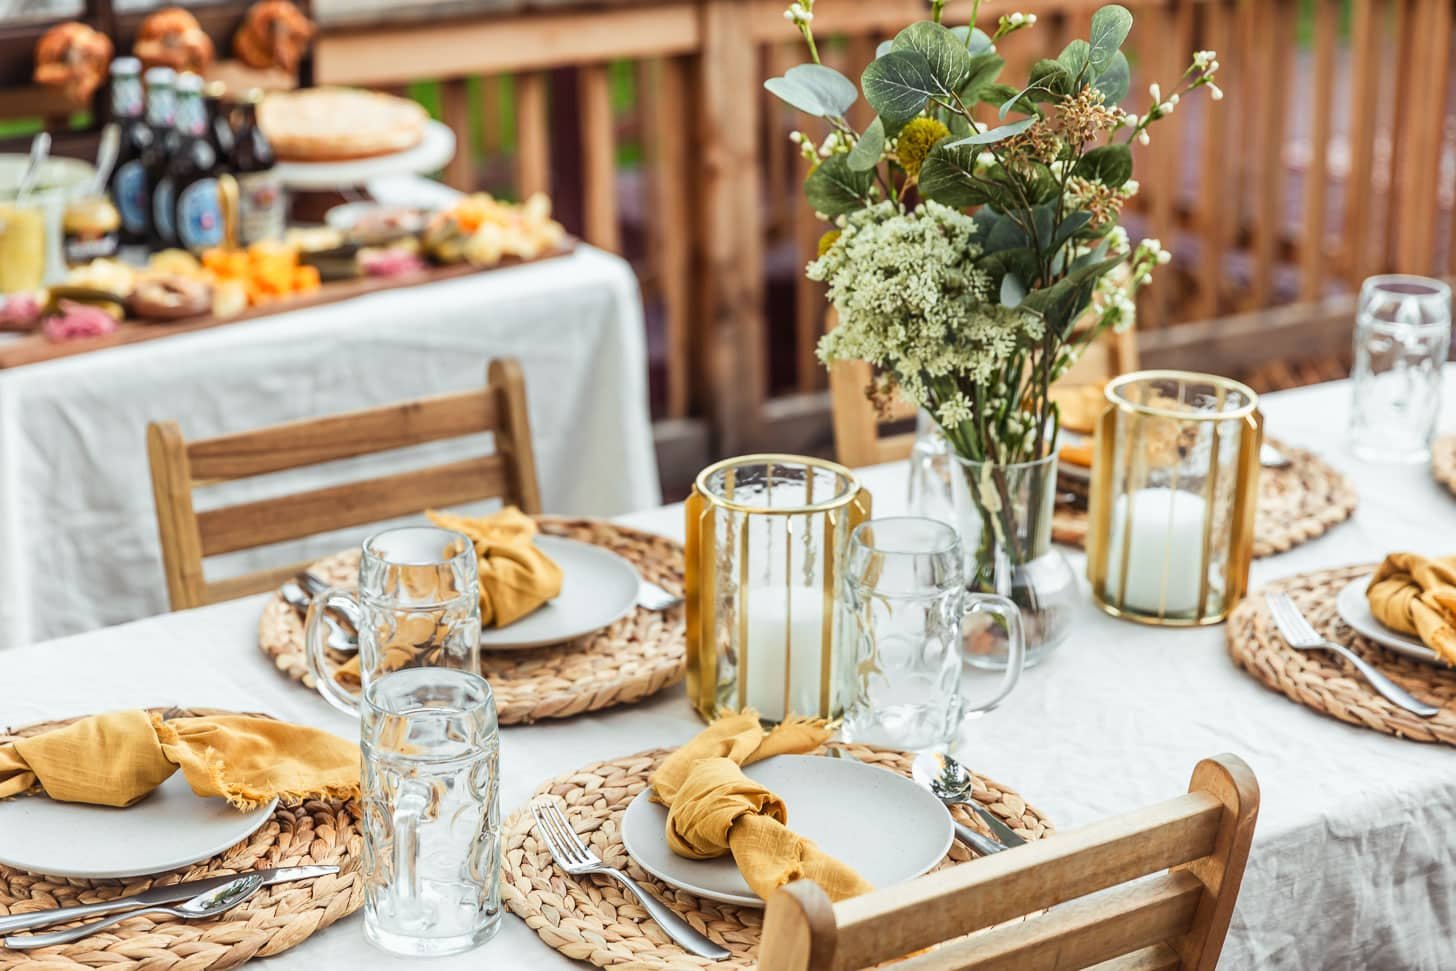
[
  {"xmin": 0, "ymin": 706, "xmax": 362, "ymax": 967},
  {"xmin": 257, "ymin": 509, "xmax": 687, "ymax": 724}
]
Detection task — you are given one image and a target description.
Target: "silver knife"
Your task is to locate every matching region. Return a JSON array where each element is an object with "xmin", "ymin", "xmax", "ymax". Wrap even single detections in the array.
[{"xmin": 0, "ymin": 864, "xmax": 338, "ymax": 934}]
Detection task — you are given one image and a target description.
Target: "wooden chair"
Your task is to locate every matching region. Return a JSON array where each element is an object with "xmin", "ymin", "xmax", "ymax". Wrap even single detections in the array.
[
  {"xmin": 147, "ymin": 358, "xmax": 541, "ymax": 612},
  {"xmin": 827, "ymin": 310, "xmax": 1139, "ymax": 468},
  {"xmin": 758, "ymin": 754, "xmax": 1258, "ymax": 971}
]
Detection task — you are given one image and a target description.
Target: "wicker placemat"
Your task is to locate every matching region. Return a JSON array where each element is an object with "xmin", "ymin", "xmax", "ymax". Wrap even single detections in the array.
[
  {"xmin": 0, "ymin": 708, "xmax": 363, "ymax": 970},
  {"xmin": 1054, "ymin": 438, "xmax": 1357, "ymax": 557},
  {"xmin": 1227, "ymin": 566, "xmax": 1456, "ymax": 745},
  {"xmin": 502, "ymin": 744, "xmax": 1052, "ymax": 970},
  {"xmin": 258, "ymin": 517, "xmax": 686, "ymax": 725},
  {"xmin": 1434, "ymin": 435, "xmax": 1456, "ymax": 497}
]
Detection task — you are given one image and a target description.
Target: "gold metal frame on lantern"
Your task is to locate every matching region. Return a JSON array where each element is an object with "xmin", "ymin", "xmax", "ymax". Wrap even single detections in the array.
[
  {"xmin": 685, "ymin": 454, "xmax": 871, "ymax": 721},
  {"xmin": 1087, "ymin": 371, "xmax": 1262, "ymax": 627}
]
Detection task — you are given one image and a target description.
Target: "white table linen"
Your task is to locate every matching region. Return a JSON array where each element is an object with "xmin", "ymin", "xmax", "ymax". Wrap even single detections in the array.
[
  {"xmin": 0, "ymin": 244, "xmax": 659, "ymax": 649},
  {"xmin": 2, "ymin": 373, "xmax": 1454, "ymax": 969}
]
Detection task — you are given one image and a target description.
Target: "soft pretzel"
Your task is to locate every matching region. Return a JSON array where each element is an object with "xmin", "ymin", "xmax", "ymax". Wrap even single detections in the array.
[
  {"xmin": 233, "ymin": 0, "xmax": 315, "ymax": 73},
  {"xmin": 134, "ymin": 7, "xmax": 215, "ymax": 74},
  {"xmin": 33, "ymin": 22, "xmax": 114, "ymax": 107},
  {"xmin": 128, "ymin": 273, "xmax": 213, "ymax": 321}
]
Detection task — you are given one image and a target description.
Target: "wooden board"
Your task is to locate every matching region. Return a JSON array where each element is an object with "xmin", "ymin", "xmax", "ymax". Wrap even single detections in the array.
[{"xmin": 0, "ymin": 240, "xmax": 575, "ymax": 370}]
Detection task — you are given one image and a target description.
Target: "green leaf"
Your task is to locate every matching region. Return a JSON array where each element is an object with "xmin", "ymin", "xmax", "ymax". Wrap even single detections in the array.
[
  {"xmin": 1025, "ymin": 164, "xmax": 1060, "ymax": 204},
  {"xmin": 1088, "ymin": 4, "xmax": 1134, "ymax": 73},
  {"xmin": 1051, "ymin": 211, "xmax": 1093, "ymax": 250},
  {"xmin": 944, "ymin": 116, "xmax": 1034, "ymax": 148},
  {"xmin": 764, "ymin": 63, "xmax": 859, "ymax": 118},
  {"xmin": 1020, "ymin": 255, "xmax": 1123, "ymax": 330},
  {"xmin": 1000, "ymin": 273, "xmax": 1027, "ymax": 308},
  {"xmin": 981, "ymin": 209, "xmax": 1030, "ymax": 253},
  {"xmin": 892, "ymin": 21, "xmax": 972, "ymax": 96},
  {"xmin": 804, "ymin": 154, "xmax": 873, "ymax": 217},
  {"xmin": 1029, "ymin": 59, "xmax": 1075, "ymax": 98},
  {"xmin": 1093, "ymin": 50, "xmax": 1130, "ymax": 103},
  {"xmin": 918, "ymin": 141, "xmax": 991, "ymax": 207},
  {"xmin": 959, "ymin": 51, "xmax": 1005, "ymax": 102},
  {"xmin": 949, "ymin": 25, "xmax": 995, "ymax": 54},
  {"xmin": 977, "ymin": 247, "xmax": 1040, "ymax": 290},
  {"xmin": 847, "ymin": 117, "xmax": 885, "ymax": 171},
  {"xmin": 1075, "ymin": 144, "xmax": 1133, "ymax": 187},
  {"xmin": 1058, "ymin": 40, "xmax": 1091, "ymax": 82},
  {"xmin": 876, "ymin": 39, "xmax": 894, "ymax": 59},
  {"xmin": 861, "ymin": 50, "xmax": 938, "ymax": 123}
]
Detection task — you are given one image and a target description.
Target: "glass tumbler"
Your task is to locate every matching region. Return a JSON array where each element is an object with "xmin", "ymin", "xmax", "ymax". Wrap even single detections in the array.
[
  {"xmin": 362, "ymin": 668, "xmax": 501, "ymax": 957},
  {"xmin": 841, "ymin": 517, "xmax": 1024, "ymax": 751},
  {"xmin": 1349, "ymin": 275, "xmax": 1452, "ymax": 463},
  {"xmin": 307, "ymin": 525, "xmax": 481, "ymax": 716}
]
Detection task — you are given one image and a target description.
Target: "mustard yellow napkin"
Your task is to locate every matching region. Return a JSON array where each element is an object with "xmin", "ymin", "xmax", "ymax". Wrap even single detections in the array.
[
  {"xmin": 649, "ymin": 711, "xmax": 872, "ymax": 903},
  {"xmin": 0, "ymin": 710, "xmax": 360, "ymax": 810},
  {"xmin": 1368, "ymin": 553, "xmax": 1456, "ymax": 664},
  {"xmin": 428, "ymin": 507, "xmax": 563, "ymax": 627}
]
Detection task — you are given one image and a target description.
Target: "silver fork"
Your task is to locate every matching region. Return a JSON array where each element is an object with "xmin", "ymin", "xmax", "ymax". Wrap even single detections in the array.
[
  {"xmin": 529, "ymin": 798, "xmax": 728, "ymax": 960},
  {"xmin": 1266, "ymin": 593, "xmax": 1439, "ymax": 717}
]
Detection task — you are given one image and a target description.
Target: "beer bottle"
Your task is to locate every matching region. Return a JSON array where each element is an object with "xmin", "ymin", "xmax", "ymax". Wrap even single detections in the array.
[
  {"xmin": 141, "ymin": 66, "xmax": 177, "ymax": 248},
  {"xmin": 231, "ymin": 89, "xmax": 285, "ymax": 245},
  {"xmin": 107, "ymin": 56, "xmax": 153, "ymax": 246},
  {"xmin": 203, "ymin": 80, "xmax": 235, "ymax": 170},
  {"xmin": 155, "ymin": 73, "xmax": 225, "ymax": 254}
]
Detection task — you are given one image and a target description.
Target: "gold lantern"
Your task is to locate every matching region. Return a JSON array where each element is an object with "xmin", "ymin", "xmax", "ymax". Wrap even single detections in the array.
[
  {"xmin": 685, "ymin": 454, "xmax": 871, "ymax": 722},
  {"xmin": 1087, "ymin": 371, "xmax": 1262, "ymax": 626}
]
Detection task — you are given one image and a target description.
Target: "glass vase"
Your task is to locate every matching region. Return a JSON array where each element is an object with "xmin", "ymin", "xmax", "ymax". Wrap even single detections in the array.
[{"xmin": 949, "ymin": 452, "xmax": 1077, "ymax": 669}]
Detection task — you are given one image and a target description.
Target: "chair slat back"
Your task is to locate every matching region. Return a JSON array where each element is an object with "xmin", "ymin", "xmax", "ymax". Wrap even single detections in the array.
[
  {"xmin": 147, "ymin": 357, "xmax": 540, "ymax": 611},
  {"xmin": 757, "ymin": 754, "xmax": 1258, "ymax": 971}
]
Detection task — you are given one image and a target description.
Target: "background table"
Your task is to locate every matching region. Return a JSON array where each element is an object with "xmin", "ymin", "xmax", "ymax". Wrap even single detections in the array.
[
  {"xmin": 0, "ymin": 241, "xmax": 659, "ymax": 650},
  {"xmin": 2, "ymin": 372, "xmax": 1453, "ymax": 969}
]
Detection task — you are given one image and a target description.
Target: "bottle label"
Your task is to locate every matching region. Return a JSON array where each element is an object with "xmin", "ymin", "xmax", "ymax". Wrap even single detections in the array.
[
  {"xmin": 112, "ymin": 77, "xmax": 144, "ymax": 118},
  {"xmin": 64, "ymin": 227, "xmax": 120, "ymax": 267},
  {"xmin": 177, "ymin": 178, "xmax": 224, "ymax": 251},
  {"xmin": 153, "ymin": 178, "xmax": 176, "ymax": 243},
  {"xmin": 114, "ymin": 159, "xmax": 149, "ymax": 235},
  {"xmin": 237, "ymin": 171, "xmax": 285, "ymax": 245}
]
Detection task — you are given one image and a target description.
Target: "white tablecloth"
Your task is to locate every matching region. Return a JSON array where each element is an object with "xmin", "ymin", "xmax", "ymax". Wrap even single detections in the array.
[
  {"xmin": 2, "ymin": 373, "xmax": 1454, "ymax": 969},
  {"xmin": 0, "ymin": 244, "xmax": 659, "ymax": 649}
]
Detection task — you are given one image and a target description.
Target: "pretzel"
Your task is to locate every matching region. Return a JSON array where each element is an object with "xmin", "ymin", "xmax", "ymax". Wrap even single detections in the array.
[
  {"xmin": 134, "ymin": 7, "xmax": 215, "ymax": 74},
  {"xmin": 233, "ymin": 0, "xmax": 315, "ymax": 73},
  {"xmin": 33, "ymin": 22, "xmax": 114, "ymax": 106}
]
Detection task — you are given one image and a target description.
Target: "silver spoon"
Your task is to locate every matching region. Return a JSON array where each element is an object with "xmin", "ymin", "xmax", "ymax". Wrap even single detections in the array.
[
  {"xmin": 15, "ymin": 131, "xmax": 51, "ymax": 201},
  {"xmin": 912, "ymin": 752, "xmax": 1026, "ymax": 850},
  {"xmin": 5, "ymin": 873, "xmax": 263, "ymax": 949},
  {"xmin": 89, "ymin": 123, "xmax": 120, "ymax": 196}
]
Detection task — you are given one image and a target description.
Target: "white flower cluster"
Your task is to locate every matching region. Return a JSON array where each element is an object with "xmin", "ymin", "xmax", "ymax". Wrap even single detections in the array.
[
  {"xmin": 783, "ymin": 1, "xmax": 812, "ymax": 23},
  {"xmin": 810, "ymin": 201, "xmax": 1044, "ymax": 428}
]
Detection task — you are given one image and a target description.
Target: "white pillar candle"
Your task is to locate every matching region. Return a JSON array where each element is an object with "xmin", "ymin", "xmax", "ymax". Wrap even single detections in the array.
[
  {"xmin": 1104, "ymin": 487, "xmax": 1207, "ymax": 615},
  {"xmin": 742, "ymin": 587, "xmax": 829, "ymax": 721}
]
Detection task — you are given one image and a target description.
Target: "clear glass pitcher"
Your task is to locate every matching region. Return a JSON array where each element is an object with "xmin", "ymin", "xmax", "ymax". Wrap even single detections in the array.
[
  {"xmin": 306, "ymin": 525, "xmax": 481, "ymax": 716},
  {"xmin": 361, "ymin": 667, "xmax": 501, "ymax": 956}
]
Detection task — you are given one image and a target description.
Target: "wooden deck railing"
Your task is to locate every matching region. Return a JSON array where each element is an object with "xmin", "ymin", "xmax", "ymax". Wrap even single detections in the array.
[{"xmin": 7, "ymin": 0, "xmax": 1455, "ymax": 488}]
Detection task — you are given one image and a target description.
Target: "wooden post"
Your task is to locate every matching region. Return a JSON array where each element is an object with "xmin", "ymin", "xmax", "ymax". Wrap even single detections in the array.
[
  {"xmin": 578, "ymin": 63, "xmax": 621, "ymax": 252},
  {"xmin": 514, "ymin": 72, "xmax": 551, "ymax": 201},
  {"xmin": 441, "ymin": 77, "xmax": 473, "ymax": 191},
  {"xmin": 650, "ymin": 57, "xmax": 694, "ymax": 419},
  {"xmin": 697, "ymin": 0, "xmax": 766, "ymax": 453},
  {"xmin": 1299, "ymin": 0, "xmax": 1338, "ymax": 301},
  {"xmin": 1343, "ymin": 0, "xmax": 1382, "ymax": 285}
]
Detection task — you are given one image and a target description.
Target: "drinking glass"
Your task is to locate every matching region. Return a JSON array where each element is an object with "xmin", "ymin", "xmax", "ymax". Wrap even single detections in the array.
[
  {"xmin": 907, "ymin": 409, "xmax": 955, "ymax": 526},
  {"xmin": 361, "ymin": 668, "xmax": 501, "ymax": 956},
  {"xmin": 1349, "ymin": 275, "xmax": 1451, "ymax": 463},
  {"xmin": 840, "ymin": 517, "xmax": 1024, "ymax": 751},
  {"xmin": 307, "ymin": 525, "xmax": 481, "ymax": 716}
]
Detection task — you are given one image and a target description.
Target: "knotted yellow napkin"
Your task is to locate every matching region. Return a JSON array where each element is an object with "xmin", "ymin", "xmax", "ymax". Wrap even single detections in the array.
[
  {"xmin": 427, "ymin": 507, "xmax": 563, "ymax": 627},
  {"xmin": 0, "ymin": 710, "xmax": 360, "ymax": 810},
  {"xmin": 1368, "ymin": 553, "xmax": 1456, "ymax": 664},
  {"xmin": 649, "ymin": 711, "xmax": 872, "ymax": 902}
]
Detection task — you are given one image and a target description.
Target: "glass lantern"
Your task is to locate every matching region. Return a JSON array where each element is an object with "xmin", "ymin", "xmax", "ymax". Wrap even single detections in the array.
[
  {"xmin": 684, "ymin": 454, "xmax": 871, "ymax": 722},
  {"xmin": 1086, "ymin": 371, "xmax": 1262, "ymax": 626}
]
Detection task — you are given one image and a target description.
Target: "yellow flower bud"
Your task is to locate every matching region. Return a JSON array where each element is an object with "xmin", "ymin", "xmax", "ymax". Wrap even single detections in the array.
[
  {"xmin": 816, "ymin": 229, "xmax": 841, "ymax": 257},
  {"xmin": 895, "ymin": 117, "xmax": 951, "ymax": 181}
]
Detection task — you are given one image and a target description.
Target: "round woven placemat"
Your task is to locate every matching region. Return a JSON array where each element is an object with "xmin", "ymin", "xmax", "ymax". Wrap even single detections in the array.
[
  {"xmin": 502, "ymin": 744, "xmax": 1052, "ymax": 970},
  {"xmin": 0, "ymin": 708, "xmax": 363, "ymax": 971},
  {"xmin": 258, "ymin": 517, "xmax": 686, "ymax": 725},
  {"xmin": 1433, "ymin": 435, "xmax": 1456, "ymax": 497},
  {"xmin": 1227, "ymin": 566, "xmax": 1456, "ymax": 745},
  {"xmin": 1054, "ymin": 438, "xmax": 1357, "ymax": 558}
]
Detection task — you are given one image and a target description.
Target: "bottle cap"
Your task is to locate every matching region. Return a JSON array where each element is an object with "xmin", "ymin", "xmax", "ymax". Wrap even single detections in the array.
[
  {"xmin": 176, "ymin": 72, "xmax": 204, "ymax": 94},
  {"xmin": 144, "ymin": 66, "xmax": 176, "ymax": 85},
  {"xmin": 111, "ymin": 56, "xmax": 141, "ymax": 76},
  {"xmin": 243, "ymin": 87, "xmax": 266, "ymax": 105},
  {"xmin": 204, "ymin": 80, "xmax": 228, "ymax": 100}
]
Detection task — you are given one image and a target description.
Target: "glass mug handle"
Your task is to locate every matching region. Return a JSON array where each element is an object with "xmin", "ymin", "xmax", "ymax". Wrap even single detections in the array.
[
  {"xmin": 391, "ymin": 782, "xmax": 429, "ymax": 913},
  {"xmin": 960, "ymin": 593, "xmax": 1025, "ymax": 716},
  {"xmin": 304, "ymin": 589, "xmax": 364, "ymax": 716}
]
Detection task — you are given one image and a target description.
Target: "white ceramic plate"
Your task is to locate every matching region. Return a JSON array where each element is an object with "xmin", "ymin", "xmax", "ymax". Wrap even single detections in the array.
[
  {"xmin": 1335, "ymin": 576, "xmax": 1444, "ymax": 666},
  {"xmin": 478, "ymin": 535, "xmax": 640, "ymax": 651},
  {"xmin": 0, "ymin": 772, "xmax": 277, "ymax": 879},
  {"xmin": 274, "ymin": 120, "xmax": 456, "ymax": 190},
  {"xmin": 620, "ymin": 754, "xmax": 954, "ymax": 908}
]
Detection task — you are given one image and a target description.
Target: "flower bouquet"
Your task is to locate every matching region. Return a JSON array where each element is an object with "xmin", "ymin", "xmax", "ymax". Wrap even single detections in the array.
[{"xmin": 765, "ymin": 1, "xmax": 1220, "ymax": 659}]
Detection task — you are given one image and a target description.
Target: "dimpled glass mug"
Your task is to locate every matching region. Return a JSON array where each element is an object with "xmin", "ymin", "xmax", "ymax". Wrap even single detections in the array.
[
  {"xmin": 840, "ymin": 517, "xmax": 1025, "ymax": 751},
  {"xmin": 361, "ymin": 667, "xmax": 501, "ymax": 956},
  {"xmin": 306, "ymin": 525, "xmax": 481, "ymax": 716}
]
